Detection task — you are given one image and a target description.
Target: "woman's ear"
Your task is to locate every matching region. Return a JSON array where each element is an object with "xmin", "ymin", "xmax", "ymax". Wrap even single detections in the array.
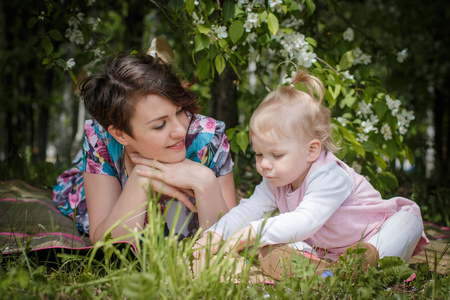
[
  {"xmin": 307, "ymin": 139, "xmax": 322, "ymax": 162},
  {"xmin": 108, "ymin": 125, "xmax": 130, "ymax": 145}
]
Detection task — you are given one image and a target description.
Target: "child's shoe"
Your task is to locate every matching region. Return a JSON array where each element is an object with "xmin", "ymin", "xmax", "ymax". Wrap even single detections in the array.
[
  {"xmin": 338, "ymin": 241, "xmax": 379, "ymax": 277},
  {"xmin": 258, "ymin": 244, "xmax": 333, "ymax": 281}
]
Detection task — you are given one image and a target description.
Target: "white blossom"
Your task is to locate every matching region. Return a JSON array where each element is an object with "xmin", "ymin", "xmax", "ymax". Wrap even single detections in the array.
[
  {"xmin": 381, "ymin": 123, "xmax": 393, "ymax": 140},
  {"xmin": 244, "ymin": 21, "xmax": 253, "ymax": 32},
  {"xmin": 343, "ymin": 28, "xmax": 354, "ymax": 42},
  {"xmin": 87, "ymin": 17, "xmax": 100, "ymax": 31},
  {"xmin": 215, "ymin": 26, "xmax": 228, "ymax": 39},
  {"xmin": 356, "ymin": 101, "xmax": 373, "ymax": 118},
  {"xmin": 246, "ymin": 32, "xmax": 257, "ymax": 43},
  {"xmin": 397, "ymin": 48, "xmax": 408, "ymax": 63},
  {"xmin": 351, "ymin": 161, "xmax": 362, "ymax": 173},
  {"xmin": 370, "ymin": 114, "xmax": 379, "ymax": 125},
  {"xmin": 337, "ymin": 117, "xmax": 348, "ymax": 126},
  {"xmin": 238, "ymin": 0, "xmax": 249, "ymax": 8},
  {"xmin": 361, "ymin": 120, "xmax": 377, "ymax": 134},
  {"xmin": 353, "ymin": 47, "xmax": 372, "ymax": 65},
  {"xmin": 195, "ymin": 0, "xmax": 199, "ymax": 5},
  {"xmin": 65, "ymin": 58, "xmax": 75, "ymax": 70},
  {"xmin": 193, "ymin": 12, "xmax": 205, "ymax": 26},
  {"xmin": 247, "ymin": 12, "xmax": 260, "ymax": 24},
  {"xmin": 342, "ymin": 70, "xmax": 354, "ymax": 80},
  {"xmin": 269, "ymin": 0, "xmax": 283, "ymax": 8},
  {"xmin": 65, "ymin": 28, "xmax": 84, "ymax": 45},
  {"xmin": 398, "ymin": 126, "xmax": 408, "ymax": 135},
  {"xmin": 68, "ymin": 13, "xmax": 84, "ymax": 28},
  {"xmin": 282, "ymin": 16, "xmax": 304, "ymax": 28},
  {"xmin": 386, "ymin": 95, "xmax": 401, "ymax": 116},
  {"xmin": 357, "ymin": 132, "xmax": 369, "ymax": 143}
]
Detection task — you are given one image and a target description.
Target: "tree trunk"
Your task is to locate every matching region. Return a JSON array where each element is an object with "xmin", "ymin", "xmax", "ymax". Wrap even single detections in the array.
[{"xmin": 210, "ymin": 66, "xmax": 239, "ymax": 129}]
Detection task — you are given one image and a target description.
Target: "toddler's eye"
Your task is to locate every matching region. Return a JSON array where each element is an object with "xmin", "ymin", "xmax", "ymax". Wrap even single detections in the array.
[
  {"xmin": 273, "ymin": 154, "xmax": 284, "ymax": 158},
  {"xmin": 255, "ymin": 153, "xmax": 262, "ymax": 157}
]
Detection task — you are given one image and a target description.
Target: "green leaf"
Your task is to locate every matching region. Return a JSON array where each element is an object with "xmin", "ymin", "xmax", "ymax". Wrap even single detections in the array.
[
  {"xmin": 196, "ymin": 59, "xmax": 210, "ymax": 81},
  {"xmin": 215, "ymin": 55, "xmax": 226, "ymax": 75},
  {"xmin": 194, "ymin": 34, "xmax": 210, "ymax": 52},
  {"xmin": 305, "ymin": 37, "xmax": 317, "ymax": 47},
  {"xmin": 225, "ymin": 128, "xmax": 236, "ymax": 139},
  {"xmin": 186, "ymin": 0, "xmax": 195, "ymax": 15},
  {"xmin": 404, "ymin": 144, "xmax": 415, "ymax": 165},
  {"xmin": 329, "ymin": 83, "xmax": 341, "ymax": 99},
  {"xmin": 373, "ymin": 153, "xmax": 387, "ymax": 171},
  {"xmin": 28, "ymin": 36, "xmax": 39, "ymax": 47},
  {"xmin": 259, "ymin": 11, "xmax": 268, "ymax": 23},
  {"xmin": 324, "ymin": 89, "xmax": 336, "ymax": 108},
  {"xmin": 27, "ymin": 17, "xmax": 37, "ymax": 29},
  {"xmin": 339, "ymin": 50, "xmax": 354, "ymax": 70},
  {"xmin": 229, "ymin": 20, "xmax": 244, "ymax": 44},
  {"xmin": 222, "ymin": 0, "xmax": 235, "ymax": 23},
  {"xmin": 41, "ymin": 36, "xmax": 54, "ymax": 56},
  {"xmin": 49, "ymin": 29, "xmax": 63, "ymax": 41},
  {"xmin": 236, "ymin": 131, "xmax": 249, "ymax": 153},
  {"xmin": 169, "ymin": 0, "xmax": 184, "ymax": 12},
  {"xmin": 267, "ymin": 13, "xmax": 279, "ymax": 35},
  {"xmin": 305, "ymin": 0, "xmax": 316, "ymax": 15},
  {"xmin": 372, "ymin": 100, "xmax": 388, "ymax": 119},
  {"xmin": 42, "ymin": 58, "xmax": 52, "ymax": 65},
  {"xmin": 378, "ymin": 256, "xmax": 414, "ymax": 286},
  {"xmin": 351, "ymin": 142, "xmax": 365, "ymax": 158},
  {"xmin": 198, "ymin": 24, "xmax": 211, "ymax": 34},
  {"xmin": 362, "ymin": 140, "xmax": 376, "ymax": 152}
]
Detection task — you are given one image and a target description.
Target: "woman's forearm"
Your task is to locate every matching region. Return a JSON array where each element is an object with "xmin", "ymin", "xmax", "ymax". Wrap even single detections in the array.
[{"xmin": 192, "ymin": 167, "xmax": 230, "ymax": 231}]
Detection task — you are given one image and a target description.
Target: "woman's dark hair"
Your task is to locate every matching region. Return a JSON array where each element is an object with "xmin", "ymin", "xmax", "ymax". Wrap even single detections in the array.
[{"xmin": 79, "ymin": 52, "xmax": 200, "ymax": 137}]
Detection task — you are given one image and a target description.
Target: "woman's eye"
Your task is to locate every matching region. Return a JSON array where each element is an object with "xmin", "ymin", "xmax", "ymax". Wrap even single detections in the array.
[
  {"xmin": 154, "ymin": 121, "xmax": 166, "ymax": 130},
  {"xmin": 176, "ymin": 107, "xmax": 184, "ymax": 114}
]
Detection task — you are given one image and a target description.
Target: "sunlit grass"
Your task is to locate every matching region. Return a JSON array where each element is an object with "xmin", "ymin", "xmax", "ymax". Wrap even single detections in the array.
[{"xmin": 1, "ymin": 190, "xmax": 449, "ymax": 299}]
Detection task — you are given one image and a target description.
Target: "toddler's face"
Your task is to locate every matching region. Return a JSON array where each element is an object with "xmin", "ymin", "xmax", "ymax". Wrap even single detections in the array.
[{"xmin": 252, "ymin": 130, "xmax": 313, "ymax": 191}]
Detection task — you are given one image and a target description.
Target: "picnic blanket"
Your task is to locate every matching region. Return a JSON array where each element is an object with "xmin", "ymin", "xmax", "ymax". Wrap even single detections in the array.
[{"xmin": 1, "ymin": 179, "xmax": 448, "ymax": 277}]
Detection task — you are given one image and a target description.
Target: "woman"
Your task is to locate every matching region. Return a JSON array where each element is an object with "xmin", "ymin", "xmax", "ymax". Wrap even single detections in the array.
[{"xmin": 53, "ymin": 52, "xmax": 236, "ymax": 244}]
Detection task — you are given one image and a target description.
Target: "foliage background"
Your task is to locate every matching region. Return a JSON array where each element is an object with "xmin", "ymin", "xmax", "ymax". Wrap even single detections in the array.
[{"xmin": 0, "ymin": 0, "xmax": 449, "ymax": 226}]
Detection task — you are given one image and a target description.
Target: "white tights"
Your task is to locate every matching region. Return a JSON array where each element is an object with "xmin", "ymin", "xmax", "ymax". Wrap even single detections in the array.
[
  {"xmin": 288, "ymin": 210, "xmax": 423, "ymax": 262},
  {"xmin": 367, "ymin": 210, "xmax": 423, "ymax": 261}
]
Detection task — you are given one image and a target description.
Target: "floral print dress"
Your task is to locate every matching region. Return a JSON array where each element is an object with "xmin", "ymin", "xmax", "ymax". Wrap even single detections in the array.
[{"xmin": 52, "ymin": 114, "xmax": 234, "ymax": 238}]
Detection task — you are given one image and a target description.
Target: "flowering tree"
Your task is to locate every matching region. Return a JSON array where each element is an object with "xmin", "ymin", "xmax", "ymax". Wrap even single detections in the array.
[
  {"xmin": 167, "ymin": 0, "xmax": 416, "ymax": 194},
  {"xmin": 2, "ymin": 0, "xmax": 431, "ymax": 195}
]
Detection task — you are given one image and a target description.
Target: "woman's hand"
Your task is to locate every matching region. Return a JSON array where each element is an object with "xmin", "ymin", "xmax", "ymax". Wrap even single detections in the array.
[
  {"xmin": 130, "ymin": 153, "xmax": 231, "ymax": 231},
  {"xmin": 130, "ymin": 153, "xmax": 207, "ymax": 191},
  {"xmin": 224, "ymin": 225, "xmax": 257, "ymax": 254},
  {"xmin": 133, "ymin": 162, "xmax": 197, "ymax": 212},
  {"xmin": 192, "ymin": 231, "xmax": 222, "ymax": 260}
]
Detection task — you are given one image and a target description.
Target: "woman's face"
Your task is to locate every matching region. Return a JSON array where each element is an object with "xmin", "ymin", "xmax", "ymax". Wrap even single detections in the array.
[{"xmin": 124, "ymin": 94, "xmax": 190, "ymax": 163}]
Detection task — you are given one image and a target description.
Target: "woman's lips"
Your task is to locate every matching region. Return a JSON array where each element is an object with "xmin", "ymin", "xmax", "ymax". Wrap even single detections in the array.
[{"xmin": 167, "ymin": 139, "xmax": 185, "ymax": 149}]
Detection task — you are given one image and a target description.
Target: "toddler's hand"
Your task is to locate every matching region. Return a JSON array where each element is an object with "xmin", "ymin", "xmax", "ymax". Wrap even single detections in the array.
[
  {"xmin": 225, "ymin": 225, "xmax": 256, "ymax": 254},
  {"xmin": 192, "ymin": 231, "xmax": 222, "ymax": 260}
]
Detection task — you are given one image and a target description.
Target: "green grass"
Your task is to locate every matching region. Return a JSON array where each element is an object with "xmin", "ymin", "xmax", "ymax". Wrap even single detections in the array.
[{"xmin": 1, "ymin": 192, "xmax": 449, "ymax": 299}]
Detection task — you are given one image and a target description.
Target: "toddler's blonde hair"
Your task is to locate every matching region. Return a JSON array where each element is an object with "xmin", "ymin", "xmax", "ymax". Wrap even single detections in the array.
[{"xmin": 249, "ymin": 70, "xmax": 337, "ymax": 153}]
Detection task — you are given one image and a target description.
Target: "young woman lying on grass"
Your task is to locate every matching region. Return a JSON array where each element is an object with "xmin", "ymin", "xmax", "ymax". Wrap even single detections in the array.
[{"xmin": 53, "ymin": 52, "xmax": 236, "ymax": 244}]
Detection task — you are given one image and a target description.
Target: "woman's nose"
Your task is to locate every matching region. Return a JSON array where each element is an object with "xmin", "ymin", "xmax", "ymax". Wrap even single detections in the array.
[{"xmin": 170, "ymin": 118, "xmax": 187, "ymax": 138}]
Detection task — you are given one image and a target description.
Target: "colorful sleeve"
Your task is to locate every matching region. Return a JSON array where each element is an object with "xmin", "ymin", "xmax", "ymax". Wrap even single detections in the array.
[
  {"xmin": 77, "ymin": 120, "xmax": 117, "ymax": 177},
  {"xmin": 185, "ymin": 115, "xmax": 234, "ymax": 177}
]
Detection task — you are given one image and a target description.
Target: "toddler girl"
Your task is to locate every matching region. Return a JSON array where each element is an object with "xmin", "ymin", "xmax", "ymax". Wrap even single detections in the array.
[{"xmin": 193, "ymin": 70, "xmax": 428, "ymax": 280}]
